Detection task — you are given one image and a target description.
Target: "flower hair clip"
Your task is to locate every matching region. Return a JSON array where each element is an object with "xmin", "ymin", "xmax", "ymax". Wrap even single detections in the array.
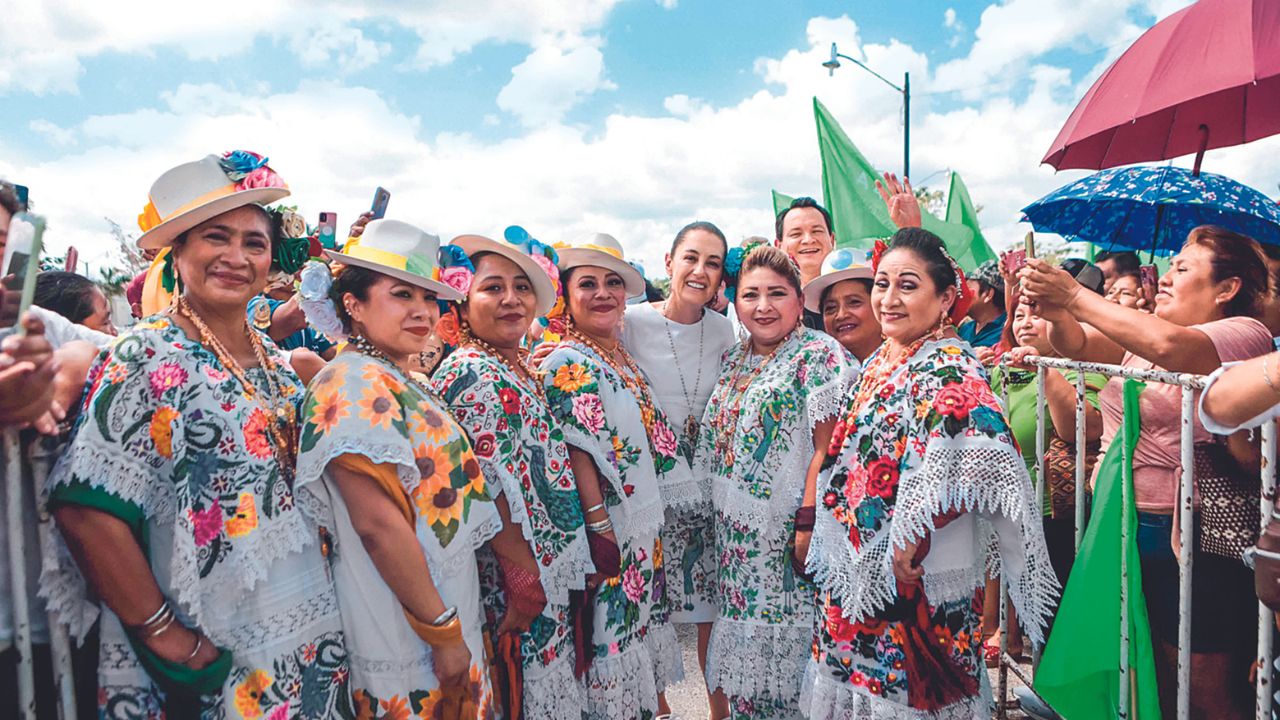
[
  {"xmin": 723, "ymin": 240, "xmax": 769, "ymax": 301},
  {"xmin": 439, "ymin": 244, "xmax": 475, "ymax": 296},
  {"xmin": 298, "ymin": 260, "xmax": 346, "ymax": 342},
  {"xmin": 219, "ymin": 150, "xmax": 286, "ymax": 191}
]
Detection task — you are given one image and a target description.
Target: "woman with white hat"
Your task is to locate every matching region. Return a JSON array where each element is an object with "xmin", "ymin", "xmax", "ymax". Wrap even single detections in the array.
[
  {"xmin": 45, "ymin": 151, "xmax": 353, "ymax": 717},
  {"xmin": 539, "ymin": 232, "xmax": 683, "ymax": 720},
  {"xmin": 801, "ymin": 248, "xmax": 881, "ymax": 363},
  {"xmin": 293, "ymin": 218, "xmax": 546, "ymax": 718},
  {"xmin": 430, "ymin": 226, "xmax": 595, "ymax": 718},
  {"xmin": 619, "ymin": 220, "xmax": 737, "ymax": 718},
  {"xmin": 699, "ymin": 243, "xmax": 855, "ymax": 719}
]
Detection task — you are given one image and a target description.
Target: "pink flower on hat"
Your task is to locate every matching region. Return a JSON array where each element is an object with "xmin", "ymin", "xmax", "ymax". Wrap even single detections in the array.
[
  {"xmin": 441, "ymin": 266, "xmax": 473, "ymax": 295},
  {"xmin": 531, "ymin": 253, "xmax": 561, "ymax": 292},
  {"xmin": 236, "ymin": 166, "xmax": 286, "ymax": 191}
]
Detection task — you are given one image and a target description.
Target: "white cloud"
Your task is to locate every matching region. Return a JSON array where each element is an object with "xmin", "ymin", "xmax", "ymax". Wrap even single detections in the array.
[
  {"xmin": 29, "ymin": 120, "xmax": 77, "ymax": 148},
  {"xmin": 0, "ymin": 0, "xmax": 624, "ymax": 94},
  {"xmin": 497, "ymin": 44, "xmax": 617, "ymax": 126},
  {"xmin": 944, "ymin": 8, "xmax": 957, "ymax": 27}
]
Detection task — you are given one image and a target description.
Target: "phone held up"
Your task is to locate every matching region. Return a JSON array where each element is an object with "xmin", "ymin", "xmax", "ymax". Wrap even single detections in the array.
[
  {"xmin": 1, "ymin": 212, "xmax": 46, "ymax": 333},
  {"xmin": 317, "ymin": 212, "xmax": 339, "ymax": 250},
  {"xmin": 369, "ymin": 187, "xmax": 391, "ymax": 220}
]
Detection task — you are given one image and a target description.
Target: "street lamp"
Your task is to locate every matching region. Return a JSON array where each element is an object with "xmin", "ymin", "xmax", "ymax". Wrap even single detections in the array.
[{"xmin": 822, "ymin": 42, "xmax": 911, "ymax": 179}]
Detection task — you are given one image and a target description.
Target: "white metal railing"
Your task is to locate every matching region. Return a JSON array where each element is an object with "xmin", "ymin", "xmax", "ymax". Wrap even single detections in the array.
[
  {"xmin": 995, "ymin": 356, "xmax": 1276, "ymax": 720},
  {"xmin": 4, "ymin": 428, "xmax": 77, "ymax": 720}
]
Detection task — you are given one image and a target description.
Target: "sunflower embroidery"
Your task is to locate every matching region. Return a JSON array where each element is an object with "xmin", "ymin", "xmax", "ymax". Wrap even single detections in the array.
[
  {"xmin": 362, "ymin": 364, "xmax": 405, "ymax": 395},
  {"xmin": 411, "ymin": 407, "xmax": 454, "ymax": 443},
  {"xmin": 411, "ymin": 444, "xmax": 462, "ymax": 527},
  {"xmin": 357, "ymin": 384, "xmax": 402, "ymax": 430},
  {"xmin": 309, "ymin": 387, "xmax": 351, "ymax": 435},
  {"xmin": 234, "ymin": 669, "xmax": 273, "ymax": 719}
]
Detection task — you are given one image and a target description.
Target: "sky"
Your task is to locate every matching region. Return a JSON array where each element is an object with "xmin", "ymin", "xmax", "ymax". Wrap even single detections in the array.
[{"xmin": 4, "ymin": 0, "xmax": 1278, "ymax": 279}]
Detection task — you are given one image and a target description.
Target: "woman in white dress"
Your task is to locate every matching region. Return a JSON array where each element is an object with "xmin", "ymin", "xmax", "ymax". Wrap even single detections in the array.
[{"xmin": 621, "ymin": 221, "xmax": 736, "ymax": 718}]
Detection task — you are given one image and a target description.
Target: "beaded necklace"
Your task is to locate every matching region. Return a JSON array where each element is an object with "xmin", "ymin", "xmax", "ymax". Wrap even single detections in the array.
[
  {"xmin": 707, "ymin": 328, "xmax": 796, "ymax": 468},
  {"xmin": 567, "ymin": 328, "xmax": 663, "ymax": 436},
  {"xmin": 847, "ymin": 329, "xmax": 944, "ymax": 419},
  {"xmin": 461, "ymin": 330, "xmax": 547, "ymax": 403},
  {"xmin": 348, "ymin": 335, "xmax": 450, "ymax": 409},
  {"xmin": 174, "ymin": 295, "xmax": 297, "ymax": 485}
]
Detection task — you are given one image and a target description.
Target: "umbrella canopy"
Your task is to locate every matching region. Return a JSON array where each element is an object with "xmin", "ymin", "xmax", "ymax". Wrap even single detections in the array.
[
  {"xmin": 1021, "ymin": 165, "xmax": 1280, "ymax": 255},
  {"xmin": 1043, "ymin": 0, "xmax": 1280, "ymax": 171}
]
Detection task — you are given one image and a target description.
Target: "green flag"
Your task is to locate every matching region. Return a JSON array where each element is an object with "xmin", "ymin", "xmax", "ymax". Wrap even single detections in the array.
[
  {"xmin": 772, "ymin": 190, "xmax": 796, "ymax": 219},
  {"xmin": 813, "ymin": 97, "xmax": 994, "ymax": 272},
  {"xmin": 1034, "ymin": 379, "xmax": 1162, "ymax": 720},
  {"xmin": 944, "ymin": 171, "xmax": 997, "ymax": 269}
]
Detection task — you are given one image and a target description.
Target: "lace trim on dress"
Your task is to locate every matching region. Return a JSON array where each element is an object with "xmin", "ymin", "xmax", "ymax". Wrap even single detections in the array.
[
  {"xmin": 809, "ymin": 437, "xmax": 1058, "ymax": 644},
  {"xmin": 647, "ymin": 621, "xmax": 685, "ymax": 692},
  {"xmin": 294, "ymin": 439, "xmax": 501, "ymax": 583},
  {"xmin": 41, "ymin": 445, "xmax": 317, "ymax": 641},
  {"xmin": 478, "ymin": 456, "xmax": 592, "ymax": 604},
  {"xmin": 657, "ymin": 469, "xmax": 709, "ymax": 515},
  {"xmin": 523, "ymin": 651, "xmax": 588, "ymax": 720},
  {"xmin": 800, "ymin": 661, "xmax": 990, "ymax": 720},
  {"xmin": 560, "ymin": 423, "xmax": 664, "ymax": 546},
  {"xmin": 705, "ymin": 619, "xmax": 812, "ymax": 701},
  {"xmin": 584, "ymin": 637, "xmax": 661, "ymax": 720}
]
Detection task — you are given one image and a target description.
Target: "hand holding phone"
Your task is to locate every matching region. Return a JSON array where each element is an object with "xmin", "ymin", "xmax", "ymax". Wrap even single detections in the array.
[
  {"xmin": 1003, "ymin": 249, "xmax": 1028, "ymax": 275},
  {"xmin": 1, "ymin": 212, "xmax": 45, "ymax": 332},
  {"xmin": 1139, "ymin": 265, "xmax": 1159, "ymax": 309},
  {"xmin": 369, "ymin": 187, "xmax": 390, "ymax": 220},
  {"xmin": 1024, "ymin": 231, "xmax": 1036, "ymax": 259}
]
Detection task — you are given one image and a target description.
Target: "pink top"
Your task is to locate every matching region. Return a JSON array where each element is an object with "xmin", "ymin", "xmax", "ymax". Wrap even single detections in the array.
[{"xmin": 1096, "ymin": 316, "xmax": 1272, "ymax": 513}]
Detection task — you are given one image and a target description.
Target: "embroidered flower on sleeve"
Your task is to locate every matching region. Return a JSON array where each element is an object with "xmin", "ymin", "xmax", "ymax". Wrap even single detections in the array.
[
  {"xmin": 148, "ymin": 361, "xmax": 188, "ymax": 397},
  {"xmin": 308, "ymin": 387, "xmax": 351, "ymax": 435},
  {"xmin": 552, "ymin": 363, "xmax": 593, "ymax": 393},
  {"xmin": 571, "ymin": 393, "xmax": 606, "ymax": 434},
  {"xmin": 149, "ymin": 406, "xmax": 180, "ymax": 458},
  {"xmin": 933, "ymin": 382, "xmax": 980, "ymax": 422},
  {"xmin": 189, "ymin": 505, "xmax": 223, "ymax": 547},
  {"xmin": 242, "ymin": 408, "xmax": 274, "ymax": 459},
  {"xmin": 234, "ymin": 669, "xmax": 273, "ymax": 718},
  {"xmin": 226, "ymin": 493, "xmax": 259, "ymax": 537},
  {"xmin": 358, "ymin": 384, "xmax": 402, "ymax": 430}
]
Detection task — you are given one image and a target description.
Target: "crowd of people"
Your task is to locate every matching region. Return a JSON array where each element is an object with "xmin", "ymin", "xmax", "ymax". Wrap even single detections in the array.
[{"xmin": 0, "ymin": 148, "xmax": 1276, "ymax": 720}]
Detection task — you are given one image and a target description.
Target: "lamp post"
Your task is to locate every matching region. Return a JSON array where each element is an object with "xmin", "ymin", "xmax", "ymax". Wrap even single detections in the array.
[{"xmin": 822, "ymin": 42, "xmax": 910, "ymax": 179}]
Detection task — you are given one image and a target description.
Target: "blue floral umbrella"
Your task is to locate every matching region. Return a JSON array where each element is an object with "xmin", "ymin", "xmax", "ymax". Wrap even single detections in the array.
[{"xmin": 1021, "ymin": 165, "xmax": 1280, "ymax": 256}]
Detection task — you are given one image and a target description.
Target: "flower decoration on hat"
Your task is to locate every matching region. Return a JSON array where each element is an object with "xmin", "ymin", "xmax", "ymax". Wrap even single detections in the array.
[
  {"xmin": 439, "ymin": 244, "xmax": 475, "ymax": 297},
  {"xmin": 505, "ymin": 225, "xmax": 566, "ymax": 334},
  {"xmin": 722, "ymin": 239, "xmax": 770, "ymax": 302},
  {"xmin": 870, "ymin": 238, "xmax": 890, "ymax": 272},
  {"xmin": 265, "ymin": 206, "xmax": 312, "ymax": 275},
  {"xmin": 219, "ymin": 151, "xmax": 285, "ymax": 190}
]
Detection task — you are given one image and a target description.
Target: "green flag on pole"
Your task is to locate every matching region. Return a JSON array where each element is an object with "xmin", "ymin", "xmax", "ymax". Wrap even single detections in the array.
[
  {"xmin": 943, "ymin": 171, "xmax": 998, "ymax": 270},
  {"xmin": 772, "ymin": 190, "xmax": 795, "ymax": 219},
  {"xmin": 813, "ymin": 97, "xmax": 996, "ymax": 272},
  {"xmin": 1034, "ymin": 379, "xmax": 1162, "ymax": 720}
]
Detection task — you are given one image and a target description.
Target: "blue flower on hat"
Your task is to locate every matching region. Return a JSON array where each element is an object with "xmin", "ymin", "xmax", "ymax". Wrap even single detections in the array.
[
  {"xmin": 439, "ymin": 243, "xmax": 475, "ymax": 273},
  {"xmin": 219, "ymin": 150, "xmax": 269, "ymax": 181}
]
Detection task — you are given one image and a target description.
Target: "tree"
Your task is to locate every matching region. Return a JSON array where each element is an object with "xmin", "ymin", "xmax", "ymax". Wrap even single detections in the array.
[{"xmin": 97, "ymin": 218, "xmax": 150, "ymax": 297}]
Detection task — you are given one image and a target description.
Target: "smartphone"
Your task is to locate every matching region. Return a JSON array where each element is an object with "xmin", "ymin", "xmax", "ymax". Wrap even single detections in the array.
[
  {"xmin": 1139, "ymin": 264, "xmax": 1159, "ymax": 298},
  {"xmin": 369, "ymin": 187, "xmax": 390, "ymax": 220},
  {"xmin": 1024, "ymin": 231, "xmax": 1036, "ymax": 259},
  {"xmin": 14, "ymin": 185, "xmax": 29, "ymax": 209},
  {"xmin": 317, "ymin": 212, "xmax": 338, "ymax": 249},
  {"xmin": 1004, "ymin": 249, "xmax": 1028, "ymax": 275},
  {"xmin": 64, "ymin": 246, "xmax": 79, "ymax": 273},
  {"xmin": 1, "ymin": 212, "xmax": 46, "ymax": 332}
]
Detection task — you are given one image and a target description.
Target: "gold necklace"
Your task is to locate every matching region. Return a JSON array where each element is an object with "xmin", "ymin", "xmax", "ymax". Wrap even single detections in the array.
[
  {"xmin": 461, "ymin": 330, "xmax": 547, "ymax": 402},
  {"xmin": 707, "ymin": 330, "xmax": 793, "ymax": 467},
  {"xmin": 348, "ymin": 335, "xmax": 450, "ymax": 409},
  {"xmin": 567, "ymin": 328, "xmax": 663, "ymax": 435},
  {"xmin": 847, "ymin": 328, "xmax": 944, "ymax": 420},
  {"xmin": 174, "ymin": 296, "xmax": 297, "ymax": 486}
]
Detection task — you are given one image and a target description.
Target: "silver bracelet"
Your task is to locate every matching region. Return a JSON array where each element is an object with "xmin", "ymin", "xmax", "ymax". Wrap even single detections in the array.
[
  {"xmin": 183, "ymin": 634, "xmax": 204, "ymax": 664},
  {"xmin": 430, "ymin": 606, "xmax": 458, "ymax": 626},
  {"xmin": 583, "ymin": 502, "xmax": 606, "ymax": 515}
]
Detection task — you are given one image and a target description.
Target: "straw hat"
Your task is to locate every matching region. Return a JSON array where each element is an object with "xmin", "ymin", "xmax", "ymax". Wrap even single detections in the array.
[
  {"xmin": 554, "ymin": 233, "xmax": 645, "ymax": 297},
  {"xmin": 325, "ymin": 219, "xmax": 462, "ymax": 301},
  {"xmin": 137, "ymin": 151, "xmax": 290, "ymax": 249},
  {"xmin": 802, "ymin": 247, "xmax": 874, "ymax": 312},
  {"xmin": 449, "ymin": 231, "xmax": 558, "ymax": 316}
]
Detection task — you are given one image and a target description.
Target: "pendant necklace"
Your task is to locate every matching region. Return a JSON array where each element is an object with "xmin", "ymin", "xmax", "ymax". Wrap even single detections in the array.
[{"xmin": 661, "ymin": 302, "xmax": 705, "ymax": 449}]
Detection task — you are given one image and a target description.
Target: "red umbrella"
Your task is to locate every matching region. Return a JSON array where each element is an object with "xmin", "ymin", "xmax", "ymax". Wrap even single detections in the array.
[{"xmin": 1043, "ymin": 0, "xmax": 1280, "ymax": 172}]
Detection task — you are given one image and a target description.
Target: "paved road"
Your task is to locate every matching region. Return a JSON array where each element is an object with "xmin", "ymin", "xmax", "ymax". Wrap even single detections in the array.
[{"xmin": 662, "ymin": 623, "xmax": 1033, "ymax": 719}]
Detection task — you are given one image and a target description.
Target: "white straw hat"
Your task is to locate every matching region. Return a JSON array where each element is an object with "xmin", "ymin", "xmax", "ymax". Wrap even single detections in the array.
[
  {"xmin": 802, "ymin": 247, "xmax": 874, "ymax": 312},
  {"xmin": 137, "ymin": 151, "xmax": 290, "ymax": 249},
  {"xmin": 325, "ymin": 219, "xmax": 462, "ymax": 301},
  {"xmin": 554, "ymin": 233, "xmax": 645, "ymax": 297}
]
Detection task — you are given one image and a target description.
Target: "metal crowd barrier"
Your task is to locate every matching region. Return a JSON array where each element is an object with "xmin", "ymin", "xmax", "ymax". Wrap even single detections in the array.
[
  {"xmin": 994, "ymin": 357, "xmax": 1276, "ymax": 720},
  {"xmin": 4, "ymin": 428, "xmax": 77, "ymax": 720}
]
